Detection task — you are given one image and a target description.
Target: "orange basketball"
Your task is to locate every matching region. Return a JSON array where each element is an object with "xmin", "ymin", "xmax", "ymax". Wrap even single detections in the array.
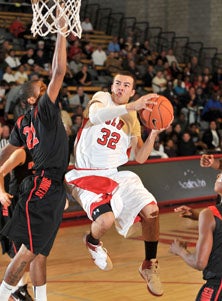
[{"xmin": 139, "ymin": 95, "xmax": 174, "ymax": 130}]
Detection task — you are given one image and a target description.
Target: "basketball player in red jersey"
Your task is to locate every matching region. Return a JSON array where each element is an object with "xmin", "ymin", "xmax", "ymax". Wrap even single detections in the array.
[
  {"xmin": 66, "ymin": 70, "xmax": 165, "ymax": 296},
  {"xmin": 170, "ymin": 154, "xmax": 222, "ymax": 301},
  {"xmin": 0, "ymin": 14, "xmax": 69, "ymax": 301}
]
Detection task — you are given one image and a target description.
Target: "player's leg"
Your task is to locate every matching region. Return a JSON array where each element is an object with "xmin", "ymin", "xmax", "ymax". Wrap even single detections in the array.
[
  {"xmin": 0, "ymin": 244, "xmax": 35, "ymax": 301},
  {"xmin": 29, "ymin": 254, "xmax": 47, "ymax": 301},
  {"xmin": 84, "ymin": 203, "xmax": 115, "ymax": 271},
  {"xmin": 11, "ymin": 264, "xmax": 33, "ymax": 301},
  {"xmin": 138, "ymin": 203, "xmax": 163, "ymax": 296}
]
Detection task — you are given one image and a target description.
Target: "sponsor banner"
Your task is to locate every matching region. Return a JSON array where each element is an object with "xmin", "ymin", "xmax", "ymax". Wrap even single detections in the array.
[{"xmin": 119, "ymin": 156, "xmax": 219, "ymax": 205}]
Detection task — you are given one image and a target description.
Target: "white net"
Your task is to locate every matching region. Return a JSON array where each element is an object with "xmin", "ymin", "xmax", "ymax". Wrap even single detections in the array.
[{"xmin": 31, "ymin": 0, "xmax": 82, "ymax": 38}]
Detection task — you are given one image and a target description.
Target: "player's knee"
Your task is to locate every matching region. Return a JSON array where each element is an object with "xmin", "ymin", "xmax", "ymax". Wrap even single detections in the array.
[
  {"xmin": 95, "ymin": 211, "xmax": 115, "ymax": 230},
  {"xmin": 144, "ymin": 203, "xmax": 159, "ymax": 219}
]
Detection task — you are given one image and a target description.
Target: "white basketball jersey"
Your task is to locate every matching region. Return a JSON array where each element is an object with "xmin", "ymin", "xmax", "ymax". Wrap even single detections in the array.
[{"xmin": 74, "ymin": 92, "xmax": 141, "ymax": 169}]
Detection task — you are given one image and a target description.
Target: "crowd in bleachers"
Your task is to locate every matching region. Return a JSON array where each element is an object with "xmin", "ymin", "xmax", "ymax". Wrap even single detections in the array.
[{"xmin": 0, "ymin": 12, "xmax": 222, "ymax": 161}]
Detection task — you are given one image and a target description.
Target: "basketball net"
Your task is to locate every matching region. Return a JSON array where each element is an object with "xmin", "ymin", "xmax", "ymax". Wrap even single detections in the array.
[{"xmin": 31, "ymin": 0, "xmax": 82, "ymax": 38}]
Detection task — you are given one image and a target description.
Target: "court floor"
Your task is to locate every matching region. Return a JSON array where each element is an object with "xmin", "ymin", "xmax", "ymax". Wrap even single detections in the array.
[{"xmin": 0, "ymin": 205, "xmax": 206, "ymax": 301}]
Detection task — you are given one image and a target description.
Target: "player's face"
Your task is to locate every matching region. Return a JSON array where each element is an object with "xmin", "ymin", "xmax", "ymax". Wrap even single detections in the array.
[
  {"xmin": 215, "ymin": 173, "xmax": 222, "ymax": 195},
  {"xmin": 111, "ymin": 75, "xmax": 135, "ymax": 104}
]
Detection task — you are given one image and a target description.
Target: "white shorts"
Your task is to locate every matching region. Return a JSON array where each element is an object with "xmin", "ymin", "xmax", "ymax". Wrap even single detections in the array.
[{"xmin": 65, "ymin": 168, "xmax": 156, "ymax": 237}]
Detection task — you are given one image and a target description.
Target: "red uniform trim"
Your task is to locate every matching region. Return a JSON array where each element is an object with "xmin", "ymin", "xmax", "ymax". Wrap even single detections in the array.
[
  {"xmin": 68, "ymin": 175, "xmax": 118, "ymax": 194},
  {"xmin": 215, "ymin": 280, "xmax": 222, "ymax": 301},
  {"xmin": 16, "ymin": 115, "xmax": 24, "ymax": 129},
  {"xmin": 26, "ymin": 176, "xmax": 38, "ymax": 252},
  {"xmin": 208, "ymin": 206, "xmax": 222, "ymax": 220},
  {"xmin": 68, "ymin": 175, "xmax": 119, "ymax": 218}
]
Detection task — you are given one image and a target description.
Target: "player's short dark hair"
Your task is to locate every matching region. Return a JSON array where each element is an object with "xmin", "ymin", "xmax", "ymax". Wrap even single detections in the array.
[
  {"xmin": 18, "ymin": 80, "xmax": 40, "ymax": 103},
  {"xmin": 113, "ymin": 71, "xmax": 137, "ymax": 89}
]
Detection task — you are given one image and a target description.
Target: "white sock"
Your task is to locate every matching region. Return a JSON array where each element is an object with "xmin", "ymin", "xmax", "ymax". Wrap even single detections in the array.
[
  {"xmin": 0, "ymin": 280, "xmax": 16, "ymax": 301},
  {"xmin": 17, "ymin": 271, "xmax": 29, "ymax": 287},
  {"xmin": 33, "ymin": 284, "xmax": 47, "ymax": 301}
]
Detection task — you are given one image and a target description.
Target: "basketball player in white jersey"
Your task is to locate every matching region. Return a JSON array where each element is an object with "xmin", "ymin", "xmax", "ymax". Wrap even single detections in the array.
[{"xmin": 66, "ymin": 71, "xmax": 164, "ymax": 296}]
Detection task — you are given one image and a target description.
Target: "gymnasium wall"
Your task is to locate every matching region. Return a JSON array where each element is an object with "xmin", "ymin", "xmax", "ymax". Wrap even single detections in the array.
[
  {"xmin": 87, "ymin": 0, "xmax": 222, "ymax": 53},
  {"xmin": 119, "ymin": 156, "xmax": 218, "ymax": 207}
]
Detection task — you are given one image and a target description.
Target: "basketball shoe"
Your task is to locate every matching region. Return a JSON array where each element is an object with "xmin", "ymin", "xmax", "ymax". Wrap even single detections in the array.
[
  {"xmin": 83, "ymin": 234, "xmax": 113, "ymax": 271},
  {"xmin": 11, "ymin": 284, "xmax": 33, "ymax": 301},
  {"xmin": 139, "ymin": 259, "xmax": 163, "ymax": 296}
]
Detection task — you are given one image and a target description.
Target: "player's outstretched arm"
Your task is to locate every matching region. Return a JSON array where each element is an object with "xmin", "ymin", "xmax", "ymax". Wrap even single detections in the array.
[
  {"xmin": 47, "ymin": 4, "xmax": 67, "ymax": 103},
  {"xmin": 0, "ymin": 148, "xmax": 26, "ymax": 207}
]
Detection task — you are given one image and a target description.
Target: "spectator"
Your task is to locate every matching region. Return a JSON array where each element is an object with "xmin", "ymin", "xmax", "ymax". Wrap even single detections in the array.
[
  {"xmin": 190, "ymin": 56, "xmax": 202, "ymax": 81},
  {"xmin": 9, "ymin": 16, "xmax": 26, "ymax": 38},
  {"xmin": 82, "ymin": 41, "xmax": 94, "ymax": 60},
  {"xmin": 33, "ymin": 48, "xmax": 48, "ymax": 69},
  {"xmin": 68, "ymin": 53, "xmax": 83, "ymax": 75},
  {"xmin": 202, "ymin": 120, "xmax": 222, "ymax": 152},
  {"xmin": 195, "ymin": 87, "xmax": 207, "ymax": 112},
  {"xmin": 162, "ymin": 81, "xmax": 179, "ymax": 115},
  {"xmin": 152, "ymin": 70, "xmax": 167, "ymax": 93},
  {"xmin": 154, "ymin": 58, "xmax": 165, "ymax": 73},
  {"xmin": 0, "ymin": 80, "xmax": 7, "ymax": 105},
  {"xmin": 170, "ymin": 61, "xmax": 181, "ymax": 79},
  {"xmin": 4, "ymin": 81, "xmax": 21, "ymax": 121},
  {"xmin": 14, "ymin": 64, "xmax": 28, "ymax": 84},
  {"xmin": 150, "ymin": 137, "xmax": 169, "ymax": 158},
  {"xmin": 59, "ymin": 84, "xmax": 72, "ymax": 112},
  {"xmin": 4, "ymin": 49, "xmax": 21, "ymax": 70},
  {"xmin": 107, "ymin": 36, "xmax": 120, "ymax": 54},
  {"xmin": 69, "ymin": 86, "xmax": 90, "ymax": 109},
  {"xmin": 212, "ymin": 67, "xmax": 222, "ymax": 89},
  {"xmin": 81, "ymin": 17, "xmax": 94, "ymax": 34},
  {"xmin": 181, "ymin": 98, "xmax": 201, "ymax": 127},
  {"xmin": 164, "ymin": 138, "xmax": 178, "ymax": 157},
  {"xmin": 177, "ymin": 131, "xmax": 197, "ymax": 156},
  {"xmin": 2, "ymin": 66, "xmax": 16, "ymax": 83},
  {"xmin": 173, "ymin": 77, "xmax": 187, "ymax": 102},
  {"xmin": 202, "ymin": 91, "xmax": 222, "ymax": 122},
  {"xmin": 75, "ymin": 64, "xmax": 92, "ymax": 86},
  {"xmin": 166, "ymin": 49, "xmax": 180, "ymax": 66},
  {"xmin": 67, "ymin": 39, "xmax": 82, "ymax": 61},
  {"xmin": 92, "ymin": 44, "xmax": 107, "ymax": 67},
  {"xmin": 171, "ymin": 122, "xmax": 183, "ymax": 146},
  {"xmin": 139, "ymin": 40, "xmax": 152, "ymax": 58},
  {"xmin": 126, "ymin": 59, "xmax": 142, "ymax": 79},
  {"xmin": 71, "ymin": 114, "xmax": 83, "ymax": 137},
  {"xmin": 105, "ymin": 52, "xmax": 123, "ymax": 75},
  {"xmin": 0, "ymin": 40, "xmax": 12, "ymax": 61},
  {"xmin": 20, "ymin": 47, "xmax": 35, "ymax": 69},
  {"xmin": 188, "ymin": 123, "xmax": 208, "ymax": 153},
  {"xmin": 143, "ymin": 64, "xmax": 155, "ymax": 88}
]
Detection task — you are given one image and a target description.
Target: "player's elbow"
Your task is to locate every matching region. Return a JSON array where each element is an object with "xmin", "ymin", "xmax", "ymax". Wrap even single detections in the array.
[
  {"xmin": 135, "ymin": 157, "xmax": 146, "ymax": 164},
  {"xmin": 195, "ymin": 258, "xmax": 207, "ymax": 271}
]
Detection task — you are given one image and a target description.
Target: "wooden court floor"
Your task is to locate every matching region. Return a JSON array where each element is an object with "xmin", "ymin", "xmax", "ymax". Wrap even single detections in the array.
[{"xmin": 0, "ymin": 207, "xmax": 205, "ymax": 301}]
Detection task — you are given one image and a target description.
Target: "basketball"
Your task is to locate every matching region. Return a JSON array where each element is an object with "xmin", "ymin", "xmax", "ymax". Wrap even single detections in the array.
[{"xmin": 139, "ymin": 95, "xmax": 174, "ymax": 130}]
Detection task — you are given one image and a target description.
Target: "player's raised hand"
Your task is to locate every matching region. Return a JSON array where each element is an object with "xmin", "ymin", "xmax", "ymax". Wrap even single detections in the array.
[
  {"xmin": 126, "ymin": 93, "xmax": 158, "ymax": 111},
  {"xmin": 0, "ymin": 191, "xmax": 13, "ymax": 207},
  {"xmin": 169, "ymin": 238, "xmax": 187, "ymax": 256},
  {"xmin": 174, "ymin": 205, "xmax": 199, "ymax": 220},
  {"xmin": 200, "ymin": 154, "xmax": 215, "ymax": 167}
]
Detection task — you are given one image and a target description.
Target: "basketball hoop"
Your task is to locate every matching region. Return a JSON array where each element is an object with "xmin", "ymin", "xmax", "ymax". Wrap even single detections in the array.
[{"xmin": 31, "ymin": 0, "xmax": 82, "ymax": 38}]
